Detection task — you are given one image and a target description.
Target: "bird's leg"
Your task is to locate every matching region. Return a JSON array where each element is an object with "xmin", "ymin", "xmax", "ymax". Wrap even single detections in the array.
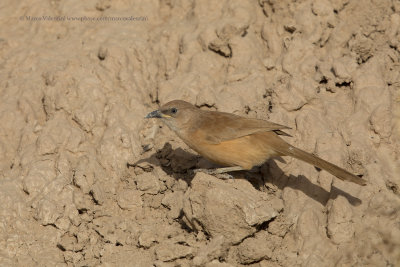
[
  {"xmin": 193, "ymin": 166, "xmax": 244, "ymax": 174},
  {"xmin": 192, "ymin": 166, "xmax": 244, "ymax": 179},
  {"xmin": 212, "ymin": 166, "xmax": 244, "ymax": 174}
]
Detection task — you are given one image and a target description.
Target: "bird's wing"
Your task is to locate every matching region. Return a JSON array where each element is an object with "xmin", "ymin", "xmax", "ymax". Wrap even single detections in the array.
[{"xmin": 195, "ymin": 111, "xmax": 291, "ymax": 144}]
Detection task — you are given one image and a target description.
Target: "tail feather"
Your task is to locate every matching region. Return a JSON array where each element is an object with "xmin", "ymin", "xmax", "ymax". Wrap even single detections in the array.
[{"xmin": 276, "ymin": 144, "xmax": 367, "ymax": 186}]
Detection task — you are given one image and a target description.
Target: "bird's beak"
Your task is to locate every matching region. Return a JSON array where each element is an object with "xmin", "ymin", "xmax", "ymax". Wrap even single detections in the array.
[{"xmin": 145, "ymin": 110, "xmax": 162, "ymax": 118}]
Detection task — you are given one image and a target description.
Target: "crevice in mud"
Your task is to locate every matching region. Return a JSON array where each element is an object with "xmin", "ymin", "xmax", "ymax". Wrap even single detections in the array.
[
  {"xmin": 41, "ymin": 96, "xmax": 49, "ymax": 120},
  {"xmin": 386, "ymin": 181, "xmax": 399, "ymax": 196},
  {"xmin": 268, "ymin": 100, "xmax": 273, "ymax": 112},
  {"xmin": 292, "ymin": 103, "xmax": 307, "ymax": 111},
  {"xmin": 319, "ymin": 76, "xmax": 328, "ymax": 84},
  {"xmin": 196, "ymin": 103, "xmax": 216, "ymax": 109},
  {"xmin": 97, "ymin": 53, "xmax": 106, "ymax": 61},
  {"xmin": 78, "ymin": 208, "xmax": 87, "ymax": 214},
  {"xmin": 235, "ymin": 233, "xmax": 256, "ymax": 246},
  {"xmin": 241, "ymin": 258, "xmax": 267, "ymax": 265},
  {"xmin": 178, "ymin": 216, "xmax": 197, "ymax": 235},
  {"xmin": 150, "ymin": 92, "xmax": 160, "ymax": 104},
  {"xmin": 284, "ymin": 25, "xmax": 296, "ymax": 34},
  {"xmin": 141, "ymin": 144, "xmax": 152, "ymax": 152},
  {"xmin": 57, "ymin": 243, "xmax": 67, "ymax": 251},
  {"xmin": 335, "ymin": 81, "xmax": 351, "ymax": 88},
  {"xmin": 231, "ymin": 216, "xmax": 279, "ymax": 248},
  {"xmin": 263, "ymin": 91, "xmax": 274, "ymax": 112},
  {"xmin": 256, "ymin": 216, "xmax": 276, "ymax": 232},
  {"xmin": 94, "ymin": 229, "xmax": 105, "ymax": 239},
  {"xmin": 209, "ymin": 43, "xmax": 232, "ymax": 58},
  {"xmin": 89, "ymin": 190, "xmax": 100, "ymax": 205},
  {"xmin": 42, "ymin": 223, "xmax": 59, "ymax": 230},
  {"xmin": 176, "ymin": 240, "xmax": 191, "ymax": 246},
  {"xmin": 71, "ymin": 116, "xmax": 93, "ymax": 134}
]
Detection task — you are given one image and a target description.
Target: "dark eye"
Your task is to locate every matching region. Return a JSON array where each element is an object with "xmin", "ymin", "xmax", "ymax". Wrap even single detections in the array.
[{"xmin": 171, "ymin": 107, "xmax": 177, "ymax": 114}]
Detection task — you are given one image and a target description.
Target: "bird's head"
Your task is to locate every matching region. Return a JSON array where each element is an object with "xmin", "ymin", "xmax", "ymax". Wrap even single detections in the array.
[{"xmin": 145, "ymin": 100, "xmax": 198, "ymax": 133}]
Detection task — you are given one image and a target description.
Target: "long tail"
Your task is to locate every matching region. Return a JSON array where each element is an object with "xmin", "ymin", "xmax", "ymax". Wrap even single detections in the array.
[{"xmin": 270, "ymin": 138, "xmax": 367, "ymax": 185}]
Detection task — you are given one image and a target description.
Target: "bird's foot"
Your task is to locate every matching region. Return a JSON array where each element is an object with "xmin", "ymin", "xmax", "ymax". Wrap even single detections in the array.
[{"xmin": 192, "ymin": 168, "xmax": 234, "ymax": 179}]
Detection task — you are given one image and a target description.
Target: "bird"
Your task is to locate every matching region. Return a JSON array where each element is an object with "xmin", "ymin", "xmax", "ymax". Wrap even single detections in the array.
[{"xmin": 145, "ymin": 100, "xmax": 367, "ymax": 186}]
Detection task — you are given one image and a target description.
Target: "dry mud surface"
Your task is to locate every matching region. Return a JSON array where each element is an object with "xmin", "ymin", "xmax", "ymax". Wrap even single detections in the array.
[{"xmin": 1, "ymin": 0, "xmax": 400, "ymax": 266}]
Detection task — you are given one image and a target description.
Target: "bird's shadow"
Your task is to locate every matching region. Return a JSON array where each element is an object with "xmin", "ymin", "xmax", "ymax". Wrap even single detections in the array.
[
  {"xmin": 261, "ymin": 160, "xmax": 362, "ymax": 206},
  {"xmin": 132, "ymin": 143, "xmax": 362, "ymax": 206}
]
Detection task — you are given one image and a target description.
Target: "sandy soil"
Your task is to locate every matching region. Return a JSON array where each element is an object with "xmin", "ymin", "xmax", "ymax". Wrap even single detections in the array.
[{"xmin": 0, "ymin": 0, "xmax": 399, "ymax": 266}]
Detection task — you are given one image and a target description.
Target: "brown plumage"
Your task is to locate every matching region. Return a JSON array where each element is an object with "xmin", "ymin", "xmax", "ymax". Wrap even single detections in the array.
[{"xmin": 146, "ymin": 100, "xmax": 366, "ymax": 186}]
